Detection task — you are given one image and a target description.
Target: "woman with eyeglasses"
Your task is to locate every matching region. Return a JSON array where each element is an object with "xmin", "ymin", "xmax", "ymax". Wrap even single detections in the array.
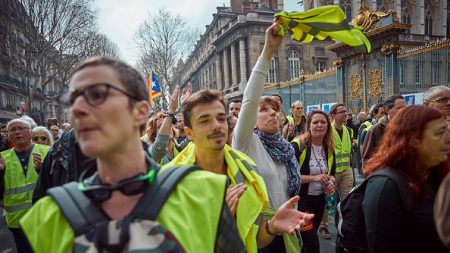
[
  {"xmin": 20, "ymin": 56, "xmax": 243, "ymax": 253},
  {"xmin": 32, "ymin": 126, "xmax": 54, "ymax": 147}
]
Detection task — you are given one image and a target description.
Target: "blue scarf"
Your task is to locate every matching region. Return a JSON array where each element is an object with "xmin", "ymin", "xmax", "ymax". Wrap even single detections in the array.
[{"xmin": 254, "ymin": 129, "xmax": 301, "ymax": 197}]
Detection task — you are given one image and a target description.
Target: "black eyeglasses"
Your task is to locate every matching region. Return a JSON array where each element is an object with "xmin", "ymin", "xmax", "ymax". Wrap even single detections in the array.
[
  {"xmin": 430, "ymin": 97, "xmax": 450, "ymax": 105},
  {"xmin": 62, "ymin": 83, "xmax": 139, "ymax": 107},
  {"xmin": 33, "ymin": 136, "xmax": 48, "ymax": 142},
  {"xmin": 8, "ymin": 126, "xmax": 29, "ymax": 134},
  {"xmin": 78, "ymin": 169, "xmax": 156, "ymax": 202}
]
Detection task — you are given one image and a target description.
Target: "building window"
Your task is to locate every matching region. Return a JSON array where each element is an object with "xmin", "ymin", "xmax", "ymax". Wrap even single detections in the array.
[
  {"xmin": 447, "ymin": 1, "xmax": 450, "ymax": 37},
  {"xmin": 401, "ymin": 0, "xmax": 411, "ymax": 29},
  {"xmin": 400, "ymin": 62, "xmax": 405, "ymax": 86},
  {"xmin": 266, "ymin": 58, "xmax": 277, "ymax": 84},
  {"xmin": 424, "ymin": 1, "xmax": 433, "ymax": 36},
  {"xmin": 288, "ymin": 50, "xmax": 300, "ymax": 80},
  {"xmin": 5, "ymin": 93, "xmax": 13, "ymax": 109},
  {"xmin": 415, "ymin": 61, "xmax": 421, "ymax": 84},
  {"xmin": 339, "ymin": 0, "xmax": 352, "ymax": 23},
  {"xmin": 316, "ymin": 61, "xmax": 326, "ymax": 72},
  {"xmin": 377, "ymin": 0, "xmax": 393, "ymax": 12},
  {"xmin": 432, "ymin": 52, "xmax": 438, "ymax": 84}
]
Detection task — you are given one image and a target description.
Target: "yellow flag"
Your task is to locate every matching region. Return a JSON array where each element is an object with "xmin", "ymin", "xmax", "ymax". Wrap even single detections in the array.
[{"xmin": 275, "ymin": 5, "xmax": 372, "ymax": 53}]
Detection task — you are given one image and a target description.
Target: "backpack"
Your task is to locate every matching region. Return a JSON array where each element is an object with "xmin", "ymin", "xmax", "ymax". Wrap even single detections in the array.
[
  {"xmin": 335, "ymin": 168, "xmax": 413, "ymax": 253},
  {"xmin": 47, "ymin": 165, "xmax": 200, "ymax": 251}
]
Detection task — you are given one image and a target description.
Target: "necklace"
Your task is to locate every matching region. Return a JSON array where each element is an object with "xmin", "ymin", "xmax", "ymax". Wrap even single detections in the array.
[{"xmin": 311, "ymin": 144, "xmax": 326, "ymax": 175}]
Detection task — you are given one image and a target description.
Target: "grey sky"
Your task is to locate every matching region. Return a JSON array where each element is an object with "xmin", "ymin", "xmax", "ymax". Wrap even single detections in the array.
[{"xmin": 93, "ymin": 0, "xmax": 300, "ymax": 65}]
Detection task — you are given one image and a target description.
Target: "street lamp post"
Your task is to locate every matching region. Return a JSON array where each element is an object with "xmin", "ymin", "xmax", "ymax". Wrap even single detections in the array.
[{"xmin": 300, "ymin": 69, "xmax": 305, "ymax": 103}]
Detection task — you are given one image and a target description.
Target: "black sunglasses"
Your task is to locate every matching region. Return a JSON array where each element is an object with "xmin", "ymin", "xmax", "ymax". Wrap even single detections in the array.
[
  {"xmin": 61, "ymin": 83, "xmax": 139, "ymax": 107},
  {"xmin": 78, "ymin": 169, "xmax": 156, "ymax": 202},
  {"xmin": 32, "ymin": 136, "xmax": 48, "ymax": 142}
]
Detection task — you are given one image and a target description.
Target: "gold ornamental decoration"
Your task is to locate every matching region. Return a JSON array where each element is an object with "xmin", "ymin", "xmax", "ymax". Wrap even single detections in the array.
[
  {"xmin": 333, "ymin": 57, "xmax": 343, "ymax": 68},
  {"xmin": 369, "ymin": 69, "xmax": 383, "ymax": 98},
  {"xmin": 349, "ymin": 74, "xmax": 361, "ymax": 100},
  {"xmin": 381, "ymin": 43, "xmax": 400, "ymax": 55},
  {"xmin": 351, "ymin": 3, "xmax": 394, "ymax": 32}
]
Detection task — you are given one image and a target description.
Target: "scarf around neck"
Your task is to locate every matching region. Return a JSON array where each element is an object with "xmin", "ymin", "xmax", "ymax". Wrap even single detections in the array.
[{"xmin": 254, "ymin": 129, "xmax": 301, "ymax": 197}]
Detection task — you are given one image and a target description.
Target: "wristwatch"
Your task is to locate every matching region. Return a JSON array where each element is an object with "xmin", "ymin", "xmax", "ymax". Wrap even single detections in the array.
[{"xmin": 164, "ymin": 112, "xmax": 177, "ymax": 124}]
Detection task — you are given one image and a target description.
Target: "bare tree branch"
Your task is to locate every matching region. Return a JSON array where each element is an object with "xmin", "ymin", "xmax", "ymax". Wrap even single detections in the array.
[{"xmin": 134, "ymin": 9, "xmax": 200, "ymax": 110}]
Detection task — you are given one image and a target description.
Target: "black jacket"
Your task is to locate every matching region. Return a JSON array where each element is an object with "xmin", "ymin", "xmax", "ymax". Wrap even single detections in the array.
[{"xmin": 32, "ymin": 129, "xmax": 92, "ymax": 203}]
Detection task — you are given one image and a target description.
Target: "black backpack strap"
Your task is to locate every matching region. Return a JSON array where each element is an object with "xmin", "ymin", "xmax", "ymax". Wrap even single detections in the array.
[
  {"xmin": 371, "ymin": 168, "xmax": 413, "ymax": 210},
  {"xmin": 47, "ymin": 182, "xmax": 107, "ymax": 236},
  {"xmin": 132, "ymin": 165, "xmax": 201, "ymax": 220}
]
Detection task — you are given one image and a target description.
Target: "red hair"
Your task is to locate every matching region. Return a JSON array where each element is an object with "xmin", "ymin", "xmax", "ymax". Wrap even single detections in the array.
[{"xmin": 365, "ymin": 105, "xmax": 448, "ymax": 195}]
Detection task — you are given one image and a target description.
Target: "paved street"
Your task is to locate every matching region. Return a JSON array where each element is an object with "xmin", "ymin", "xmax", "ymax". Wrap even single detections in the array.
[
  {"xmin": 0, "ymin": 200, "xmax": 16, "ymax": 253},
  {"xmin": 319, "ymin": 169, "xmax": 364, "ymax": 253}
]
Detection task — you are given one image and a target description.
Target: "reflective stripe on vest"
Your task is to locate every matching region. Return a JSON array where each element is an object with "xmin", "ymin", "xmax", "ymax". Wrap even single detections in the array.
[
  {"xmin": 2, "ymin": 144, "xmax": 49, "ymax": 228},
  {"xmin": 4, "ymin": 202, "xmax": 32, "ymax": 212},
  {"xmin": 332, "ymin": 126, "xmax": 351, "ymax": 173},
  {"xmin": 5, "ymin": 183, "xmax": 36, "ymax": 195},
  {"xmin": 291, "ymin": 138, "xmax": 333, "ymax": 175}
]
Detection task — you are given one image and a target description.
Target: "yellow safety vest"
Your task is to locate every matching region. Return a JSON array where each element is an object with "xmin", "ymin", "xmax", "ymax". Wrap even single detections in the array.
[
  {"xmin": 291, "ymin": 138, "xmax": 333, "ymax": 175},
  {"xmin": 163, "ymin": 142, "xmax": 269, "ymax": 253},
  {"xmin": 2, "ymin": 144, "xmax": 49, "ymax": 228},
  {"xmin": 20, "ymin": 169, "xmax": 227, "ymax": 253},
  {"xmin": 332, "ymin": 126, "xmax": 352, "ymax": 173}
]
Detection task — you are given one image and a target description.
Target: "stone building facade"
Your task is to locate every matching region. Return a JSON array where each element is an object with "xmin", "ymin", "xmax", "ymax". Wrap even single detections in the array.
[
  {"xmin": 173, "ymin": 0, "xmax": 336, "ymax": 101},
  {"xmin": 0, "ymin": 0, "xmax": 67, "ymax": 124}
]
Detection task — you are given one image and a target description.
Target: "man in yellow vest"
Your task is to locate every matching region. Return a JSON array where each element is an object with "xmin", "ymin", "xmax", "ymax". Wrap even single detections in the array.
[
  {"xmin": 319, "ymin": 103, "xmax": 355, "ymax": 239},
  {"xmin": 164, "ymin": 88, "xmax": 314, "ymax": 253},
  {"xmin": 283, "ymin": 100, "xmax": 307, "ymax": 141},
  {"xmin": 0, "ymin": 118, "xmax": 49, "ymax": 253},
  {"xmin": 19, "ymin": 56, "xmax": 244, "ymax": 253},
  {"xmin": 165, "ymin": 23, "xmax": 314, "ymax": 253}
]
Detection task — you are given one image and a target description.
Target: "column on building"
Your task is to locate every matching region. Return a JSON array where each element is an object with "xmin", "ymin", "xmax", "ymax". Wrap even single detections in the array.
[
  {"xmin": 223, "ymin": 48, "xmax": 230, "ymax": 90},
  {"xmin": 239, "ymin": 38, "xmax": 247, "ymax": 90},
  {"xmin": 231, "ymin": 42, "xmax": 238, "ymax": 87},
  {"xmin": 215, "ymin": 54, "xmax": 223, "ymax": 91}
]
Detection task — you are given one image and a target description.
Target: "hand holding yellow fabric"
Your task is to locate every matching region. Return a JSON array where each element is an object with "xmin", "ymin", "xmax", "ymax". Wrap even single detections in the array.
[{"xmin": 275, "ymin": 5, "xmax": 371, "ymax": 53}]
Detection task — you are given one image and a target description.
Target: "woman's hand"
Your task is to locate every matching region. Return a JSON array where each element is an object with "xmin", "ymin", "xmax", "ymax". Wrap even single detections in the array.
[
  {"xmin": 168, "ymin": 85, "xmax": 180, "ymax": 114},
  {"xmin": 315, "ymin": 174, "xmax": 329, "ymax": 186},
  {"xmin": 271, "ymin": 196, "xmax": 315, "ymax": 234},
  {"xmin": 180, "ymin": 82, "xmax": 192, "ymax": 106},
  {"xmin": 261, "ymin": 22, "xmax": 283, "ymax": 60},
  {"xmin": 324, "ymin": 180, "xmax": 335, "ymax": 195}
]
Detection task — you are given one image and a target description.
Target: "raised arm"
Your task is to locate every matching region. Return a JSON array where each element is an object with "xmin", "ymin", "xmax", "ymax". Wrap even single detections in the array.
[{"xmin": 233, "ymin": 22, "xmax": 283, "ymax": 150}]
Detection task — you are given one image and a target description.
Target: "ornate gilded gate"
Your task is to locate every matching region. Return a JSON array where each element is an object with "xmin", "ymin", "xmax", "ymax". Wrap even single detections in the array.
[{"xmin": 329, "ymin": 4, "xmax": 409, "ymax": 112}]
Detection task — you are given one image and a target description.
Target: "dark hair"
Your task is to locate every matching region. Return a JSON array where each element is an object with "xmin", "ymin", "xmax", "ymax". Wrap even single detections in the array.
[
  {"xmin": 298, "ymin": 110, "xmax": 333, "ymax": 150},
  {"xmin": 369, "ymin": 102, "xmax": 384, "ymax": 118},
  {"xmin": 271, "ymin": 94, "xmax": 283, "ymax": 104},
  {"xmin": 46, "ymin": 118, "xmax": 58, "ymax": 129},
  {"xmin": 71, "ymin": 56, "xmax": 149, "ymax": 108},
  {"xmin": 230, "ymin": 98, "xmax": 242, "ymax": 104},
  {"xmin": 182, "ymin": 89, "xmax": 226, "ymax": 128},
  {"xmin": 383, "ymin": 94, "xmax": 404, "ymax": 110},
  {"xmin": 365, "ymin": 105, "xmax": 446, "ymax": 195},
  {"xmin": 329, "ymin": 103, "xmax": 345, "ymax": 116}
]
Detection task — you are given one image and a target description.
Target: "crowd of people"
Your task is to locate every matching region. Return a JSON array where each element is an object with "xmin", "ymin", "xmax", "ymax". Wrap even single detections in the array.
[{"xmin": 0, "ymin": 21, "xmax": 450, "ymax": 253}]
